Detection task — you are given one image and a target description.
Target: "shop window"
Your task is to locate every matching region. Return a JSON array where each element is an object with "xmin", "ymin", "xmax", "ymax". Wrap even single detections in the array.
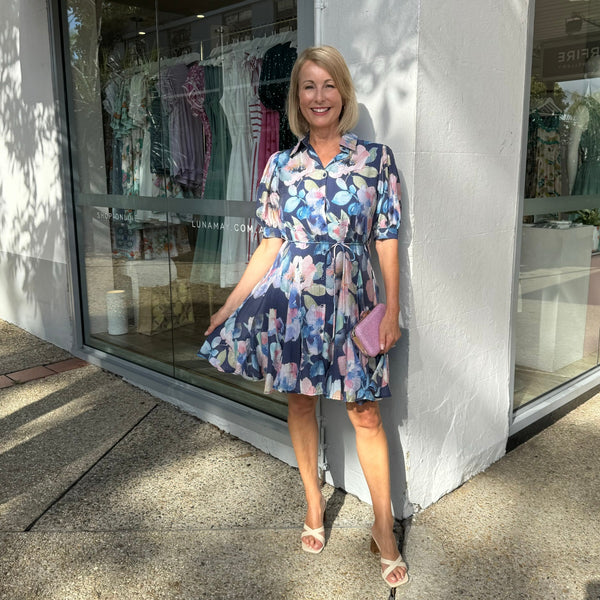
[
  {"xmin": 517, "ymin": 0, "xmax": 600, "ymax": 409},
  {"xmin": 63, "ymin": 0, "xmax": 299, "ymax": 418}
]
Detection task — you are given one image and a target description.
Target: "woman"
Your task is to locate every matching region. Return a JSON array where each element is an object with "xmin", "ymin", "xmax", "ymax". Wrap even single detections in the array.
[{"xmin": 198, "ymin": 45, "xmax": 408, "ymax": 589}]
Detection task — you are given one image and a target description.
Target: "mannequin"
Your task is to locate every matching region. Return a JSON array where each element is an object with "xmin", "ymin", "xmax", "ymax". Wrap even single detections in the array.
[{"xmin": 568, "ymin": 55, "xmax": 600, "ymax": 194}]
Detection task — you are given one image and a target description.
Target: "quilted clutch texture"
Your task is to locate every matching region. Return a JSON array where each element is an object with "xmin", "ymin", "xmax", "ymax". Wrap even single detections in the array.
[{"xmin": 352, "ymin": 303, "xmax": 386, "ymax": 357}]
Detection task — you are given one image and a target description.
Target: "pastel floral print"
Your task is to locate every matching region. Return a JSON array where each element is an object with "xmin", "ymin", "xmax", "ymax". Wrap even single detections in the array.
[{"xmin": 198, "ymin": 133, "xmax": 401, "ymax": 403}]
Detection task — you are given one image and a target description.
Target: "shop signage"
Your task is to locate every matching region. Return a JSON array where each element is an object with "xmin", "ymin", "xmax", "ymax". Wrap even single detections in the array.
[
  {"xmin": 542, "ymin": 37, "xmax": 600, "ymax": 80},
  {"xmin": 191, "ymin": 218, "xmax": 262, "ymax": 234}
]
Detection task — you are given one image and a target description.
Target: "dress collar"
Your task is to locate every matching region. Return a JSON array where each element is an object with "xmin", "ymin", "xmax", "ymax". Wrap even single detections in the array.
[{"xmin": 290, "ymin": 132, "xmax": 358, "ymax": 157}]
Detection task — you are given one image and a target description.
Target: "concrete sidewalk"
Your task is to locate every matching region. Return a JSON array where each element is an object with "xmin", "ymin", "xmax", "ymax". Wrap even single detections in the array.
[{"xmin": 1, "ymin": 320, "xmax": 599, "ymax": 599}]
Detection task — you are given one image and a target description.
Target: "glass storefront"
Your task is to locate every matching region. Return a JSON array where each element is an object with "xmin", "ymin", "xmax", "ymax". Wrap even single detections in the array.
[
  {"xmin": 63, "ymin": 0, "xmax": 300, "ymax": 419},
  {"xmin": 516, "ymin": 0, "xmax": 600, "ymax": 409}
]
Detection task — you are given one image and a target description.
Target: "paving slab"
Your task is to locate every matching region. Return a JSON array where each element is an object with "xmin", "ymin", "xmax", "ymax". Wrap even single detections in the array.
[
  {"xmin": 31, "ymin": 402, "xmax": 375, "ymax": 533},
  {"xmin": 0, "ymin": 375, "xmax": 14, "ymax": 389},
  {"xmin": 6, "ymin": 365, "xmax": 56, "ymax": 383},
  {"xmin": 46, "ymin": 358, "xmax": 89, "ymax": 373},
  {"xmin": 0, "ymin": 529, "xmax": 395, "ymax": 600},
  {"xmin": 0, "ymin": 366, "xmax": 157, "ymax": 531},
  {"xmin": 0, "ymin": 321, "xmax": 71, "ymax": 374}
]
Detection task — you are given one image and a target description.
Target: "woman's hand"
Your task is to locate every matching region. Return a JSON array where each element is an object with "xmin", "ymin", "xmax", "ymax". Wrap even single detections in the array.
[
  {"xmin": 204, "ymin": 305, "xmax": 235, "ymax": 337},
  {"xmin": 379, "ymin": 307, "xmax": 401, "ymax": 354},
  {"xmin": 203, "ymin": 236, "xmax": 284, "ymax": 338}
]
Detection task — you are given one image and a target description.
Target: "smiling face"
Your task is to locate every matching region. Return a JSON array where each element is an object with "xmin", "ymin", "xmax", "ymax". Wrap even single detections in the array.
[{"xmin": 298, "ymin": 60, "xmax": 343, "ymax": 139}]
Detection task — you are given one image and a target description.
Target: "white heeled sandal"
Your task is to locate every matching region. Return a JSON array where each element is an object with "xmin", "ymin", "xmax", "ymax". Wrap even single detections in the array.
[
  {"xmin": 301, "ymin": 496, "xmax": 326, "ymax": 554},
  {"xmin": 370, "ymin": 531, "xmax": 409, "ymax": 588},
  {"xmin": 301, "ymin": 524, "xmax": 325, "ymax": 554}
]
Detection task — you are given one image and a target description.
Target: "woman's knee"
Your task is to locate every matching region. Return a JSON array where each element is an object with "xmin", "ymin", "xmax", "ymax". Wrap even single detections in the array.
[
  {"xmin": 287, "ymin": 393, "xmax": 318, "ymax": 418},
  {"xmin": 346, "ymin": 402, "xmax": 382, "ymax": 431}
]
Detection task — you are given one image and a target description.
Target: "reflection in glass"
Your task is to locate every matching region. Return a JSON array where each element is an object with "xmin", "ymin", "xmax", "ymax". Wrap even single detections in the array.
[{"xmin": 516, "ymin": 3, "xmax": 600, "ymax": 409}]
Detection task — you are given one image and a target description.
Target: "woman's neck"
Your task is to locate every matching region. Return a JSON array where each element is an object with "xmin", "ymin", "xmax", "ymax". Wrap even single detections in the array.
[{"xmin": 309, "ymin": 131, "xmax": 342, "ymax": 166}]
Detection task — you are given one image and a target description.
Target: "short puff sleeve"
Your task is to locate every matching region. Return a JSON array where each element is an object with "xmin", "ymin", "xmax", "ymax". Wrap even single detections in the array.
[
  {"xmin": 256, "ymin": 152, "xmax": 284, "ymax": 238},
  {"xmin": 374, "ymin": 145, "xmax": 401, "ymax": 240}
]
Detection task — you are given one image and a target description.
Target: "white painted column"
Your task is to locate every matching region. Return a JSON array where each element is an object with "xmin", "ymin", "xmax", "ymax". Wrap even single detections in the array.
[{"xmin": 319, "ymin": 0, "xmax": 531, "ymax": 514}]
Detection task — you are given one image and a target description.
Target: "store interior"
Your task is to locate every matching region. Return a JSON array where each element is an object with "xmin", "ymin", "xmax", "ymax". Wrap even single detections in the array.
[{"xmin": 67, "ymin": 0, "xmax": 298, "ymax": 418}]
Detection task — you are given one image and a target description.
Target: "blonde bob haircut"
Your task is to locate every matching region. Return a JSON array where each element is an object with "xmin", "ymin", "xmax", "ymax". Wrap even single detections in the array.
[{"xmin": 287, "ymin": 45, "xmax": 359, "ymax": 138}]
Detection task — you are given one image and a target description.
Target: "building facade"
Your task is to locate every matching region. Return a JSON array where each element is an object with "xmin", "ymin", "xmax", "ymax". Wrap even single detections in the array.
[{"xmin": 2, "ymin": 0, "xmax": 596, "ymax": 517}]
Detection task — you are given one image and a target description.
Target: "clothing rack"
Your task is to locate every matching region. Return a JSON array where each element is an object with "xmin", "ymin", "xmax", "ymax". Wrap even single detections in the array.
[
  {"xmin": 207, "ymin": 27, "xmax": 296, "ymax": 62},
  {"xmin": 119, "ymin": 51, "xmax": 201, "ymax": 79},
  {"xmin": 219, "ymin": 16, "xmax": 298, "ymax": 39},
  {"xmin": 114, "ymin": 16, "xmax": 297, "ymax": 75}
]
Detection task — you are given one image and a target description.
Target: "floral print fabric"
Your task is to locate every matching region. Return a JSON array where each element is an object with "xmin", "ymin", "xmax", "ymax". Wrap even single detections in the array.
[{"xmin": 198, "ymin": 133, "xmax": 401, "ymax": 403}]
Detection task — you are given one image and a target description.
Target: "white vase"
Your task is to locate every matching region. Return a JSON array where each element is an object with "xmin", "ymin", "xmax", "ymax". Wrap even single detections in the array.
[{"xmin": 106, "ymin": 290, "xmax": 128, "ymax": 335}]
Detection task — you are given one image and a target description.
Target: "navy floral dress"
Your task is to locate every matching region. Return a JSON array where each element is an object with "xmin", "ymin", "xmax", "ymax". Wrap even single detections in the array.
[{"xmin": 198, "ymin": 133, "xmax": 401, "ymax": 403}]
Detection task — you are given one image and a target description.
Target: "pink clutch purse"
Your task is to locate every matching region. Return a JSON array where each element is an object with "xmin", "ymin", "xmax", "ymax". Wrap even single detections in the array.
[{"xmin": 352, "ymin": 303, "xmax": 386, "ymax": 357}]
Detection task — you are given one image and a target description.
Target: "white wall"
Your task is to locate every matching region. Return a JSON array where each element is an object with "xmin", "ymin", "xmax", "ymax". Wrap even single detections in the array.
[
  {"xmin": 320, "ymin": 0, "xmax": 530, "ymax": 514},
  {"xmin": 0, "ymin": 0, "xmax": 73, "ymax": 349}
]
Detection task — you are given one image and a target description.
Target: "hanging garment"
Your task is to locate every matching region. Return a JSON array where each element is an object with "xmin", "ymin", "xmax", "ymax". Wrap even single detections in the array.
[
  {"xmin": 527, "ymin": 111, "xmax": 562, "ymax": 198},
  {"xmin": 104, "ymin": 70, "xmax": 190, "ymax": 260},
  {"xmin": 129, "ymin": 73, "xmax": 154, "ymax": 197},
  {"xmin": 219, "ymin": 50, "xmax": 254, "ymax": 287},
  {"xmin": 190, "ymin": 65, "xmax": 231, "ymax": 286},
  {"xmin": 245, "ymin": 52, "xmax": 264, "ymax": 261},
  {"xmin": 198, "ymin": 134, "xmax": 401, "ymax": 403},
  {"xmin": 148, "ymin": 84, "xmax": 172, "ymax": 176},
  {"xmin": 105, "ymin": 77, "xmax": 143, "ymax": 259},
  {"xmin": 160, "ymin": 63, "xmax": 207, "ymax": 188},
  {"xmin": 572, "ymin": 96, "xmax": 600, "ymax": 195},
  {"xmin": 183, "ymin": 64, "xmax": 212, "ymax": 198},
  {"xmin": 257, "ymin": 105, "xmax": 280, "ymax": 187},
  {"xmin": 102, "ymin": 79, "xmax": 119, "ymax": 195},
  {"xmin": 118, "ymin": 74, "xmax": 146, "ymax": 196},
  {"xmin": 258, "ymin": 42, "xmax": 297, "ymax": 151}
]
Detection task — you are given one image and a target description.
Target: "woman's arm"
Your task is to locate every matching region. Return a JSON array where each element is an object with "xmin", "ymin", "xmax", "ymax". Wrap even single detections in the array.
[
  {"xmin": 204, "ymin": 236, "xmax": 284, "ymax": 335},
  {"xmin": 375, "ymin": 238, "xmax": 401, "ymax": 353}
]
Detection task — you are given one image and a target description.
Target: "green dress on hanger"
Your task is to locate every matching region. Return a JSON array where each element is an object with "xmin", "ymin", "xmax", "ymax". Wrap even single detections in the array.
[{"xmin": 572, "ymin": 95, "xmax": 600, "ymax": 195}]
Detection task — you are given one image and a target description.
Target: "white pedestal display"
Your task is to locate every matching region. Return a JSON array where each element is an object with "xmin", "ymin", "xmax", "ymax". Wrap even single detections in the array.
[
  {"xmin": 125, "ymin": 259, "xmax": 178, "ymax": 326},
  {"xmin": 516, "ymin": 225, "xmax": 593, "ymax": 372}
]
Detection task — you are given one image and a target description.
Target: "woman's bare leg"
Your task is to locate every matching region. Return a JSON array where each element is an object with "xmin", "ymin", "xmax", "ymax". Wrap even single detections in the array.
[
  {"xmin": 287, "ymin": 393, "xmax": 324, "ymax": 552},
  {"xmin": 346, "ymin": 401, "xmax": 407, "ymax": 584}
]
